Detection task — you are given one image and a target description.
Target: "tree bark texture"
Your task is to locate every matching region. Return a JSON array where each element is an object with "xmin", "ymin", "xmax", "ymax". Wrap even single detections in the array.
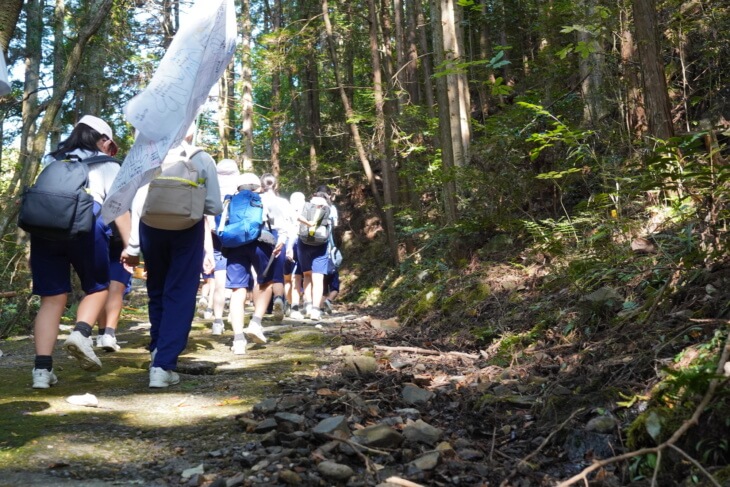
[
  {"xmin": 269, "ymin": 0, "xmax": 283, "ymax": 178},
  {"xmin": 430, "ymin": 0, "xmax": 458, "ymax": 224},
  {"xmin": 631, "ymin": 0, "xmax": 674, "ymax": 140},
  {"xmin": 0, "ymin": 0, "xmax": 24, "ymax": 53},
  {"xmin": 370, "ymin": 0, "xmax": 399, "ymax": 263},
  {"xmin": 241, "ymin": 0, "xmax": 255, "ymax": 171},
  {"xmin": 1, "ymin": 0, "xmax": 115, "ymax": 238}
]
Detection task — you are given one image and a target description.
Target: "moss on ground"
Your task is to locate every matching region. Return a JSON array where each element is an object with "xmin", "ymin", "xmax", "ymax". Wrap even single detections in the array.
[{"xmin": 0, "ymin": 308, "xmax": 331, "ymax": 475}]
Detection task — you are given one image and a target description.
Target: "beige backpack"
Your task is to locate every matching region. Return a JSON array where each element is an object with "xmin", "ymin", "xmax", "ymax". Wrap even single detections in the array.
[{"xmin": 141, "ymin": 149, "xmax": 207, "ymax": 230}]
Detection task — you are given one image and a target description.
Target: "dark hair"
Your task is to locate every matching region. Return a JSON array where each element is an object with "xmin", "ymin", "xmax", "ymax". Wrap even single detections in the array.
[
  {"xmin": 260, "ymin": 173, "xmax": 277, "ymax": 193},
  {"xmin": 49, "ymin": 123, "xmax": 105, "ymax": 160},
  {"xmin": 316, "ymin": 184, "xmax": 331, "ymax": 195}
]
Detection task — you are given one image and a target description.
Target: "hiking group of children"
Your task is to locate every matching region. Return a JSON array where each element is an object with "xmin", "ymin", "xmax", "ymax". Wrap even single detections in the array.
[{"xmin": 24, "ymin": 115, "xmax": 342, "ymax": 390}]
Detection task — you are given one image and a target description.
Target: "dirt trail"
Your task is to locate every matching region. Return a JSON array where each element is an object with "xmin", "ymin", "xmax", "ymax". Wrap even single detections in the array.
[{"xmin": 0, "ymin": 286, "xmax": 340, "ymax": 486}]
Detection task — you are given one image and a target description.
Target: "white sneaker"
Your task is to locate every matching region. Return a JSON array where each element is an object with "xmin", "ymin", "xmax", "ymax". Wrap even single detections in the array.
[
  {"xmin": 324, "ymin": 299, "xmax": 333, "ymax": 314},
  {"xmin": 272, "ymin": 296, "xmax": 285, "ymax": 323},
  {"xmin": 211, "ymin": 321, "xmax": 224, "ymax": 336},
  {"xmin": 98, "ymin": 334, "xmax": 121, "ymax": 352},
  {"xmin": 308, "ymin": 308, "xmax": 322, "ymax": 321},
  {"xmin": 231, "ymin": 339, "xmax": 247, "ymax": 355},
  {"xmin": 32, "ymin": 368, "xmax": 58, "ymax": 389},
  {"xmin": 63, "ymin": 331, "xmax": 102, "ymax": 371},
  {"xmin": 149, "ymin": 366, "xmax": 180, "ymax": 388},
  {"xmin": 290, "ymin": 309, "xmax": 304, "ymax": 320},
  {"xmin": 244, "ymin": 322, "xmax": 267, "ymax": 344}
]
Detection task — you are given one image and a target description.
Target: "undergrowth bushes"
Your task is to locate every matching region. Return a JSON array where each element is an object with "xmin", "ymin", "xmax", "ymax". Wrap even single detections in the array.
[{"xmin": 0, "ymin": 234, "xmax": 34, "ymax": 338}]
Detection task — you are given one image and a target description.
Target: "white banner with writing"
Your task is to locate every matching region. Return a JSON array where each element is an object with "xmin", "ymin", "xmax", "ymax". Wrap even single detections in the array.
[{"xmin": 101, "ymin": 0, "xmax": 236, "ymax": 224}]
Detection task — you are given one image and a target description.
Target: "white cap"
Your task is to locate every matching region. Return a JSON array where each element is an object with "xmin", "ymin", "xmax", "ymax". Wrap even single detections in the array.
[
  {"xmin": 216, "ymin": 159, "xmax": 239, "ymax": 176},
  {"xmin": 290, "ymin": 191, "xmax": 305, "ymax": 213},
  {"xmin": 311, "ymin": 196, "xmax": 328, "ymax": 207},
  {"xmin": 237, "ymin": 172, "xmax": 261, "ymax": 190},
  {"xmin": 217, "ymin": 159, "xmax": 240, "ymax": 199},
  {"xmin": 77, "ymin": 115, "xmax": 116, "ymax": 145}
]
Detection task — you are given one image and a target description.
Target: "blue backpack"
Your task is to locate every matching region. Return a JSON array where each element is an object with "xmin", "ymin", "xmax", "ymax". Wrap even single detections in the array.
[{"xmin": 216, "ymin": 189, "xmax": 264, "ymax": 247}]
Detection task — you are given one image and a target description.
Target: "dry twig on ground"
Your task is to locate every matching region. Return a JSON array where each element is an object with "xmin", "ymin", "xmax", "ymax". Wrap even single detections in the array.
[{"xmin": 555, "ymin": 332, "xmax": 730, "ymax": 487}]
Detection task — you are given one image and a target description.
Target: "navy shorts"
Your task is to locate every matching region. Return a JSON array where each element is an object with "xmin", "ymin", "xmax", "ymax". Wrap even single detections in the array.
[
  {"xmin": 268, "ymin": 230, "xmax": 286, "ymax": 284},
  {"xmin": 286, "ymin": 242, "xmax": 302, "ymax": 277},
  {"xmin": 109, "ymin": 240, "xmax": 132, "ymax": 294},
  {"xmin": 30, "ymin": 204, "xmax": 110, "ymax": 296},
  {"xmin": 214, "ymin": 248, "xmax": 227, "ymax": 272},
  {"xmin": 325, "ymin": 270, "xmax": 340, "ymax": 293},
  {"xmin": 225, "ymin": 241, "xmax": 273, "ymax": 289},
  {"xmin": 297, "ymin": 241, "xmax": 329, "ymax": 274}
]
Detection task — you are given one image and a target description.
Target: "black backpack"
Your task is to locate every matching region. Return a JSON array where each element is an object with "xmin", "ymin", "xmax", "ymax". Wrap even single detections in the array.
[{"xmin": 18, "ymin": 155, "xmax": 120, "ymax": 241}]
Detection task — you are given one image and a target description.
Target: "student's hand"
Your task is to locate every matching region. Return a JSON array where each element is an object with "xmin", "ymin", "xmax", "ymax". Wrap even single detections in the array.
[
  {"xmin": 203, "ymin": 251, "xmax": 215, "ymax": 274},
  {"xmin": 272, "ymin": 242, "xmax": 284, "ymax": 257},
  {"xmin": 121, "ymin": 250, "xmax": 140, "ymax": 267},
  {"xmin": 286, "ymin": 248, "xmax": 294, "ymax": 262}
]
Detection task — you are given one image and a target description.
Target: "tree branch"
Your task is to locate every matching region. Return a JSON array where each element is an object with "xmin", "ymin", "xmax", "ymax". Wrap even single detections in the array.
[{"xmin": 555, "ymin": 332, "xmax": 730, "ymax": 486}]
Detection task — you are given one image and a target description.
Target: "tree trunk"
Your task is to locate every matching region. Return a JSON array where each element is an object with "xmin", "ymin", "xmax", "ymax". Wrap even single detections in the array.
[
  {"xmin": 161, "ymin": 0, "xmax": 179, "ymax": 49},
  {"xmin": 218, "ymin": 62, "xmax": 234, "ymax": 159},
  {"xmin": 476, "ymin": 0, "xmax": 494, "ymax": 121},
  {"xmin": 620, "ymin": 26, "xmax": 647, "ymax": 139},
  {"xmin": 436, "ymin": 0, "xmax": 468, "ymax": 168},
  {"xmin": 305, "ymin": 52, "xmax": 320, "ymax": 177},
  {"xmin": 50, "ymin": 0, "xmax": 65, "ymax": 149},
  {"xmin": 79, "ymin": 2, "xmax": 110, "ymax": 116},
  {"xmin": 414, "ymin": 0, "xmax": 435, "ymax": 116},
  {"xmin": 241, "ymin": 0, "xmax": 255, "ymax": 171},
  {"xmin": 0, "ymin": 0, "xmax": 115, "ymax": 237},
  {"xmin": 0, "ymin": 0, "xmax": 24, "ymax": 52},
  {"xmin": 321, "ymin": 0, "xmax": 384, "ymax": 212},
  {"xmin": 579, "ymin": 0, "xmax": 608, "ymax": 126},
  {"xmin": 370, "ymin": 0, "xmax": 399, "ymax": 263},
  {"xmin": 393, "ymin": 0, "xmax": 408, "ymax": 108},
  {"xmin": 271, "ymin": 0, "xmax": 283, "ymax": 178},
  {"xmin": 631, "ymin": 0, "xmax": 673, "ymax": 140},
  {"xmin": 454, "ymin": 1, "xmax": 470, "ymax": 164},
  {"xmin": 404, "ymin": 0, "xmax": 421, "ymax": 105},
  {"xmin": 379, "ymin": 0, "xmax": 400, "ymax": 208},
  {"xmin": 430, "ymin": 0, "xmax": 458, "ymax": 223}
]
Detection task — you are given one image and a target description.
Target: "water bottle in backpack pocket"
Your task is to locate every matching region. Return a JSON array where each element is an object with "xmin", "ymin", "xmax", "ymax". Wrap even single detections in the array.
[
  {"xmin": 216, "ymin": 189, "xmax": 265, "ymax": 247},
  {"xmin": 18, "ymin": 155, "xmax": 118, "ymax": 240}
]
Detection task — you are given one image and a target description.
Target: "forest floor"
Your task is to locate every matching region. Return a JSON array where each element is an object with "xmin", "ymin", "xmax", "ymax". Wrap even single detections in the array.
[{"xmin": 0, "ymin": 264, "xmax": 728, "ymax": 487}]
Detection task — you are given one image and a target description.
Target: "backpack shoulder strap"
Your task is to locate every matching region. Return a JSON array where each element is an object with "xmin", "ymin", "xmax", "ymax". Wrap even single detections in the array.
[
  {"xmin": 81, "ymin": 155, "xmax": 122, "ymax": 166},
  {"xmin": 186, "ymin": 147, "xmax": 205, "ymax": 160}
]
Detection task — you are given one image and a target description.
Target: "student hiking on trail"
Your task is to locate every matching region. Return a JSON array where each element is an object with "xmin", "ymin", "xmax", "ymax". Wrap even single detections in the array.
[
  {"xmin": 24, "ymin": 115, "xmax": 131, "ymax": 389},
  {"xmin": 205, "ymin": 158, "xmax": 240, "ymax": 336},
  {"xmin": 121, "ymin": 125, "xmax": 221, "ymax": 388},
  {"xmin": 95, "ymin": 220, "xmax": 133, "ymax": 352},
  {"xmin": 296, "ymin": 191, "xmax": 334, "ymax": 321},
  {"xmin": 286, "ymin": 191, "xmax": 306, "ymax": 319},
  {"xmin": 316, "ymin": 184, "xmax": 342, "ymax": 314},
  {"xmin": 218, "ymin": 173, "xmax": 287, "ymax": 355},
  {"xmin": 259, "ymin": 173, "xmax": 295, "ymax": 324}
]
